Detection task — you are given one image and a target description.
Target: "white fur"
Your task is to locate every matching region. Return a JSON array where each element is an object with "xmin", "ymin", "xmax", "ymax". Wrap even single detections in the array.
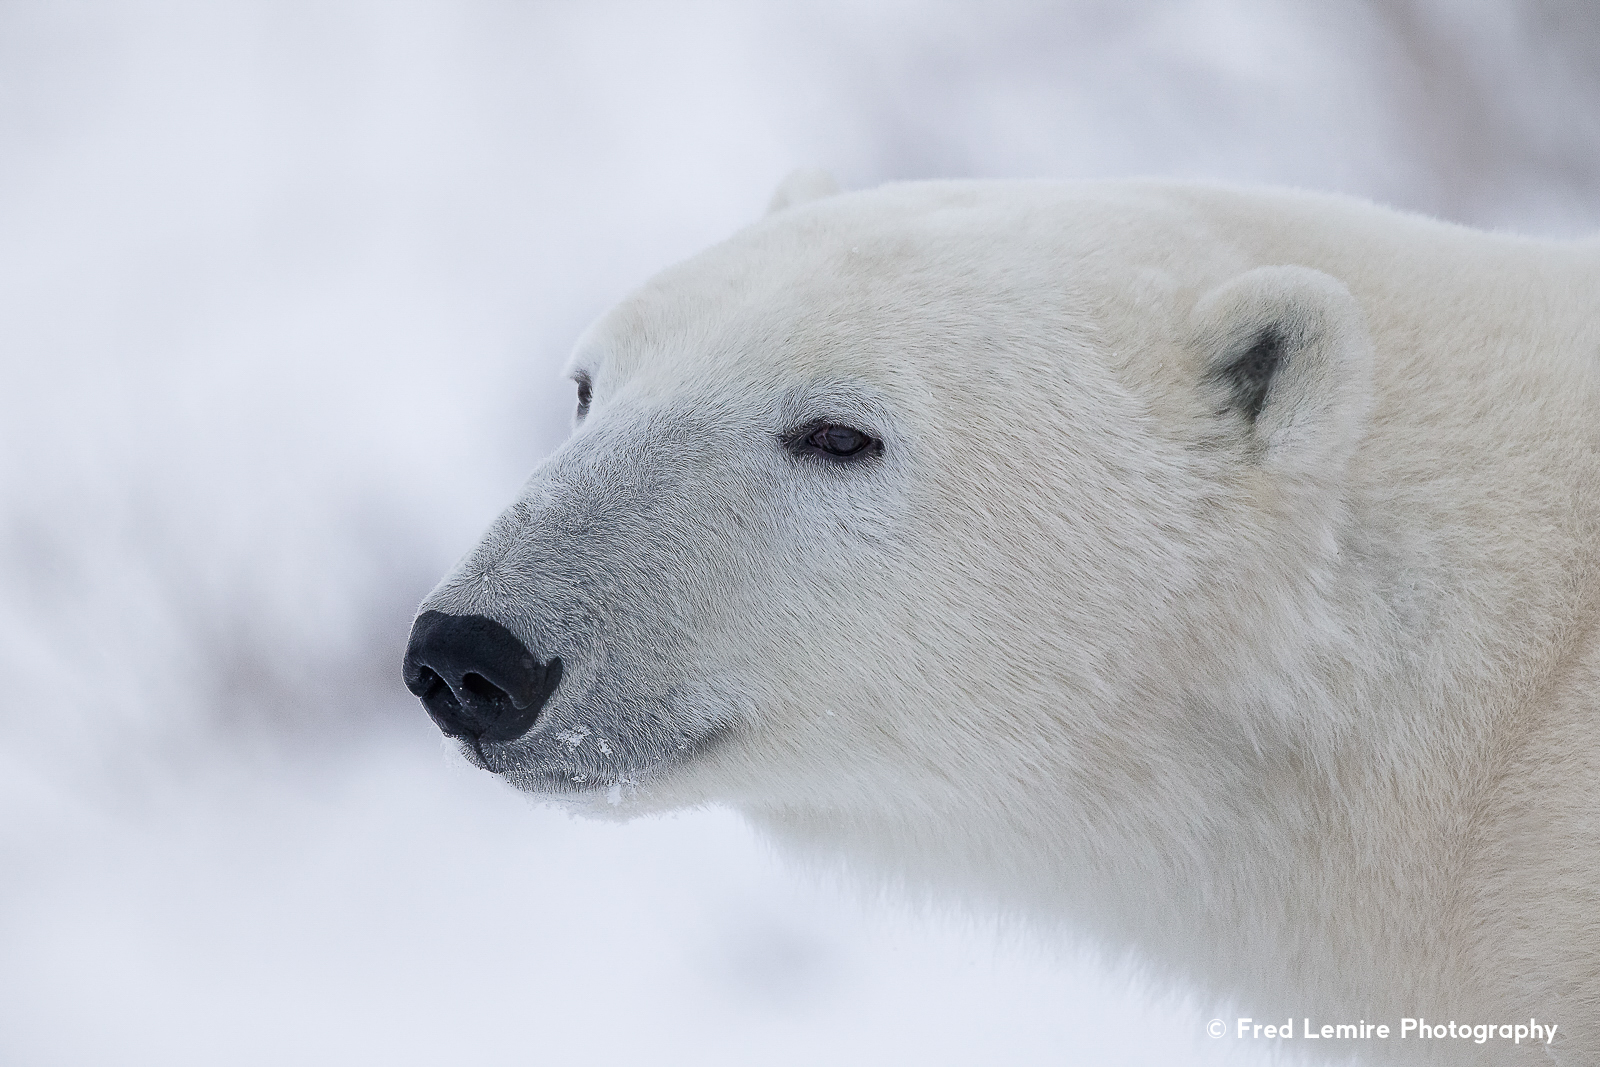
[{"xmin": 416, "ymin": 180, "xmax": 1600, "ymax": 1063}]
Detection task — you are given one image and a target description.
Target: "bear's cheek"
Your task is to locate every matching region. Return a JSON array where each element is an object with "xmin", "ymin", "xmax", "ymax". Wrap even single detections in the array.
[{"xmin": 447, "ymin": 402, "xmax": 938, "ymax": 797}]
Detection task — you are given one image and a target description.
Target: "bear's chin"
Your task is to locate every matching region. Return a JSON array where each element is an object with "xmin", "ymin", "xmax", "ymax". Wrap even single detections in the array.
[
  {"xmin": 488, "ymin": 761, "xmax": 686, "ymax": 819},
  {"xmin": 458, "ymin": 719, "xmax": 736, "ymax": 813}
]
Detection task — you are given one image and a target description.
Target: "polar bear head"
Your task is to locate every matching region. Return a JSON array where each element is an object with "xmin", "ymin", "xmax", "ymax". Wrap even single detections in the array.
[{"xmin": 403, "ymin": 180, "xmax": 1374, "ymax": 828}]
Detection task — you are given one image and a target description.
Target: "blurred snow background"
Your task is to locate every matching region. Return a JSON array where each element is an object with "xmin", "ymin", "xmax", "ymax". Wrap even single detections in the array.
[{"xmin": 2, "ymin": 2, "xmax": 1597, "ymax": 1064}]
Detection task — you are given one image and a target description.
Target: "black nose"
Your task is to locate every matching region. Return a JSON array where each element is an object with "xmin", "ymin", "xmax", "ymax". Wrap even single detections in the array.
[{"xmin": 402, "ymin": 611, "xmax": 562, "ymax": 743}]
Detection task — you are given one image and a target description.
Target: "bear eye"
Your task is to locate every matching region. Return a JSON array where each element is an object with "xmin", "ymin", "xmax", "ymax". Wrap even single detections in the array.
[
  {"xmin": 784, "ymin": 421, "xmax": 882, "ymax": 461},
  {"xmin": 574, "ymin": 375, "xmax": 593, "ymax": 420}
]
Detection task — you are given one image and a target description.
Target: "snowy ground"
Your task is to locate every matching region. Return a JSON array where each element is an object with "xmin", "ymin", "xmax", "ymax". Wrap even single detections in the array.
[{"xmin": 3, "ymin": 3, "xmax": 1597, "ymax": 1064}]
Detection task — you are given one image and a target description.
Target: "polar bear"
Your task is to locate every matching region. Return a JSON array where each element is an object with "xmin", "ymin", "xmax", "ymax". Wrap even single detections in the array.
[{"xmin": 404, "ymin": 178, "xmax": 1600, "ymax": 1064}]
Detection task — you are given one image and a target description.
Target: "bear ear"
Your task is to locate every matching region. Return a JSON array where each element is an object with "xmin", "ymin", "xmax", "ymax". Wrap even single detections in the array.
[
  {"xmin": 766, "ymin": 168, "xmax": 840, "ymax": 214},
  {"xmin": 1191, "ymin": 265, "xmax": 1374, "ymax": 485}
]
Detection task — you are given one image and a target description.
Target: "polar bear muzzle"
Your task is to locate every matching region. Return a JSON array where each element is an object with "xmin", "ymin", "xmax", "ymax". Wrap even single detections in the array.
[{"xmin": 402, "ymin": 610, "xmax": 563, "ymax": 744}]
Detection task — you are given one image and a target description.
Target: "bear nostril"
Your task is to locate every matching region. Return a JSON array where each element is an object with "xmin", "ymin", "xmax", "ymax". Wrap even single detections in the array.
[
  {"xmin": 406, "ymin": 664, "xmax": 470, "ymax": 737},
  {"xmin": 402, "ymin": 611, "xmax": 562, "ymax": 744},
  {"xmin": 461, "ymin": 672, "xmax": 509, "ymax": 707}
]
